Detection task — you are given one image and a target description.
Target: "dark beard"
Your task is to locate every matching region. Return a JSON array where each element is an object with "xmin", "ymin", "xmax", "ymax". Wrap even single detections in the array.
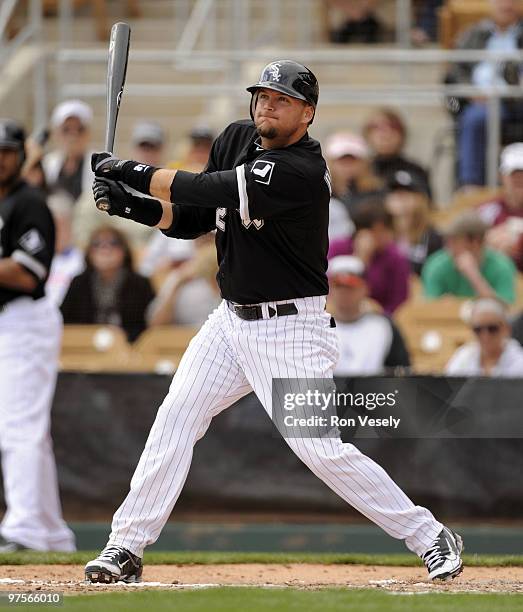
[
  {"xmin": 0, "ymin": 172, "xmax": 19, "ymax": 191},
  {"xmin": 256, "ymin": 125, "xmax": 278, "ymax": 140}
]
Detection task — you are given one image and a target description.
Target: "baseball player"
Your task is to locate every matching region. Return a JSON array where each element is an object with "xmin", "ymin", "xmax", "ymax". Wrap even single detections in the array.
[
  {"xmin": 85, "ymin": 61, "xmax": 463, "ymax": 583},
  {"xmin": 0, "ymin": 119, "xmax": 75, "ymax": 552}
]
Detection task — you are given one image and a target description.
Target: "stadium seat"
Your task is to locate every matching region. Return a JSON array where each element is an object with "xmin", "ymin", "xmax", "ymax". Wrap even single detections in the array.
[
  {"xmin": 131, "ymin": 326, "xmax": 198, "ymax": 373},
  {"xmin": 60, "ymin": 325, "xmax": 133, "ymax": 372},
  {"xmin": 394, "ymin": 297, "xmax": 473, "ymax": 373},
  {"xmin": 42, "ymin": 0, "xmax": 141, "ymax": 40},
  {"xmin": 438, "ymin": 0, "xmax": 491, "ymax": 49}
]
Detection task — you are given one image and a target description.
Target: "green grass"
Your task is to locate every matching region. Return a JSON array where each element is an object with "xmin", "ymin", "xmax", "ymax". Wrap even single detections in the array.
[
  {"xmin": 1, "ymin": 550, "xmax": 523, "ymax": 567},
  {"xmin": 8, "ymin": 588, "xmax": 523, "ymax": 612}
]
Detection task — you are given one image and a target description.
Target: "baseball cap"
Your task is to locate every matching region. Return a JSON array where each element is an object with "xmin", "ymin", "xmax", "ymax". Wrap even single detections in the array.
[
  {"xmin": 51, "ymin": 100, "xmax": 93, "ymax": 129},
  {"xmin": 499, "ymin": 142, "xmax": 523, "ymax": 175},
  {"xmin": 328, "ymin": 255, "xmax": 366, "ymax": 287},
  {"xmin": 132, "ymin": 121, "xmax": 165, "ymax": 147},
  {"xmin": 325, "ymin": 132, "xmax": 369, "ymax": 161},
  {"xmin": 387, "ymin": 169, "xmax": 427, "ymax": 194},
  {"xmin": 189, "ymin": 125, "xmax": 215, "ymax": 143}
]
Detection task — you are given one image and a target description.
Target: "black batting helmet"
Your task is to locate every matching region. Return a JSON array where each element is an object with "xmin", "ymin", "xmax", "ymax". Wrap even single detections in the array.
[
  {"xmin": 0, "ymin": 119, "xmax": 26, "ymax": 163},
  {"xmin": 247, "ymin": 60, "xmax": 319, "ymax": 123}
]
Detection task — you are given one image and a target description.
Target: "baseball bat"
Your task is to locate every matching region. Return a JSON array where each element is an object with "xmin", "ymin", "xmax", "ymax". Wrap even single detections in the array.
[{"xmin": 95, "ymin": 21, "xmax": 131, "ymax": 212}]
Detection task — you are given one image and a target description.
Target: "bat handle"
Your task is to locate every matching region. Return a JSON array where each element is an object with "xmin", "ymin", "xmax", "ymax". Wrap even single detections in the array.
[
  {"xmin": 96, "ymin": 147, "xmax": 113, "ymax": 212},
  {"xmin": 96, "ymin": 195, "xmax": 111, "ymax": 212}
]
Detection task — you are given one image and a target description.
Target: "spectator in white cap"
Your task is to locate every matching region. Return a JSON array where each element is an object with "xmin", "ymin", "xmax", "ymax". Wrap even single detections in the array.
[
  {"xmin": 328, "ymin": 255, "xmax": 410, "ymax": 376},
  {"xmin": 43, "ymin": 100, "xmax": 94, "ymax": 203},
  {"xmin": 446, "ymin": 298, "xmax": 523, "ymax": 377},
  {"xmin": 74, "ymin": 120, "xmax": 167, "ymax": 247},
  {"xmin": 324, "ymin": 131, "xmax": 383, "ymax": 243},
  {"xmin": 131, "ymin": 121, "xmax": 166, "ymax": 168},
  {"xmin": 477, "ymin": 142, "xmax": 523, "ymax": 271}
]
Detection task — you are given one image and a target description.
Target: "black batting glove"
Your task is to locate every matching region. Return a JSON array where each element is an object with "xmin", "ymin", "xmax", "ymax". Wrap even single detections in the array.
[
  {"xmin": 92, "ymin": 178, "xmax": 163, "ymax": 227},
  {"xmin": 91, "ymin": 152, "xmax": 158, "ymax": 194}
]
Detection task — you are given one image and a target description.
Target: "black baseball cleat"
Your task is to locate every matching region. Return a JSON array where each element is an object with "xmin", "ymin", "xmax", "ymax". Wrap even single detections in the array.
[
  {"xmin": 422, "ymin": 526, "xmax": 464, "ymax": 581},
  {"xmin": 85, "ymin": 545, "xmax": 143, "ymax": 583}
]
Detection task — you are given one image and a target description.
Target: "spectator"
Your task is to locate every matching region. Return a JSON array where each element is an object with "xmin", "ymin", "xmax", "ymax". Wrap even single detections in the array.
[
  {"xmin": 324, "ymin": 130, "xmax": 383, "ymax": 222},
  {"xmin": 325, "ymin": 0, "xmax": 387, "ymax": 44},
  {"xmin": 328, "ymin": 255, "xmax": 410, "ymax": 376},
  {"xmin": 411, "ymin": 0, "xmax": 444, "ymax": 45},
  {"xmin": 363, "ymin": 108, "xmax": 431, "ymax": 199},
  {"xmin": 42, "ymin": 100, "xmax": 94, "ymax": 203},
  {"xmin": 61, "ymin": 226, "xmax": 155, "ymax": 342},
  {"xmin": 445, "ymin": 0, "xmax": 523, "ymax": 187},
  {"xmin": 512, "ymin": 309, "xmax": 523, "ymax": 345},
  {"xmin": 385, "ymin": 170, "xmax": 443, "ymax": 275},
  {"xmin": 131, "ymin": 120, "xmax": 166, "ymax": 168},
  {"xmin": 446, "ymin": 298, "xmax": 523, "ymax": 376},
  {"xmin": 422, "ymin": 212, "xmax": 516, "ymax": 304},
  {"xmin": 168, "ymin": 126, "xmax": 215, "ymax": 173},
  {"xmin": 478, "ymin": 142, "xmax": 523, "ymax": 271},
  {"xmin": 140, "ymin": 126, "xmax": 216, "ymax": 277},
  {"xmin": 45, "ymin": 191, "xmax": 84, "ymax": 306},
  {"xmin": 329, "ymin": 198, "xmax": 410, "ymax": 314},
  {"xmin": 147, "ymin": 235, "xmax": 220, "ymax": 327},
  {"xmin": 74, "ymin": 120, "xmax": 168, "ymax": 247}
]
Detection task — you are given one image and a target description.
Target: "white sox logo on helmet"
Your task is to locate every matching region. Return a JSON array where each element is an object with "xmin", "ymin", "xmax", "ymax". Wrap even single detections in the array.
[{"xmin": 267, "ymin": 63, "xmax": 281, "ymax": 82}]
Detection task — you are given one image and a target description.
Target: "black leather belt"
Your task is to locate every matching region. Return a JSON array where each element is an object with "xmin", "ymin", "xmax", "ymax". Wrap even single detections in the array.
[{"xmin": 227, "ymin": 301, "xmax": 298, "ymax": 321}]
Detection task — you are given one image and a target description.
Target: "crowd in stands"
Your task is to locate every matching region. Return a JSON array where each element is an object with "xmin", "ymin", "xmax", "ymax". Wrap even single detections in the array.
[{"xmin": 9, "ymin": 0, "xmax": 523, "ymax": 378}]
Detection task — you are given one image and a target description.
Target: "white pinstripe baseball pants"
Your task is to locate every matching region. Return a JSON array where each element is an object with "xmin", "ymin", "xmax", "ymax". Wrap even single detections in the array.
[{"xmin": 109, "ymin": 297, "xmax": 442, "ymax": 557}]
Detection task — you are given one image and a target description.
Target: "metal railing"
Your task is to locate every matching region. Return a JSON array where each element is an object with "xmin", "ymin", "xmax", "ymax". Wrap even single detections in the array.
[
  {"xmin": 3, "ymin": 0, "xmax": 523, "ymax": 189},
  {"xmin": 56, "ymin": 46, "xmax": 523, "ymax": 188},
  {"xmin": 0, "ymin": 0, "xmax": 47, "ymax": 128}
]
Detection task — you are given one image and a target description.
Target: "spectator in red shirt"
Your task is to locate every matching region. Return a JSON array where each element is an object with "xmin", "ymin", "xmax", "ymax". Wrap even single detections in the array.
[
  {"xmin": 329, "ymin": 198, "xmax": 410, "ymax": 315},
  {"xmin": 477, "ymin": 143, "xmax": 523, "ymax": 271}
]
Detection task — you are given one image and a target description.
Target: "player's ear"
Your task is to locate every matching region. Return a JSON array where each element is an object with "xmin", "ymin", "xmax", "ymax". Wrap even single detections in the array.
[{"xmin": 302, "ymin": 104, "xmax": 314, "ymax": 125}]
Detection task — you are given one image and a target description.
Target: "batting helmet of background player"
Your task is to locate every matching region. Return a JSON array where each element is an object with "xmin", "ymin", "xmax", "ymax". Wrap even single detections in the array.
[
  {"xmin": 247, "ymin": 60, "xmax": 319, "ymax": 124},
  {"xmin": 0, "ymin": 119, "xmax": 26, "ymax": 166}
]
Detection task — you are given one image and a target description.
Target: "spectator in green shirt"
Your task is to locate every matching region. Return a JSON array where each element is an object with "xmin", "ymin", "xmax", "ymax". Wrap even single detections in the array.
[{"xmin": 422, "ymin": 211, "xmax": 516, "ymax": 304}]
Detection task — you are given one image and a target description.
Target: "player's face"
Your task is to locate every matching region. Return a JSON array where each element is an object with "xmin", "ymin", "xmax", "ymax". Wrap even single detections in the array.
[
  {"xmin": 0, "ymin": 147, "xmax": 21, "ymax": 188},
  {"xmin": 254, "ymin": 88, "xmax": 313, "ymax": 142}
]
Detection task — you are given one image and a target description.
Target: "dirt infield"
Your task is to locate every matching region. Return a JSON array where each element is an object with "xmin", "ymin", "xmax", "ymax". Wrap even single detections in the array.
[{"xmin": 1, "ymin": 564, "xmax": 522, "ymax": 594}]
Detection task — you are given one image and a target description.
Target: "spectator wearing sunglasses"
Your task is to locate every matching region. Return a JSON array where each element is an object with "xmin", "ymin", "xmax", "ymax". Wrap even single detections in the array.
[
  {"xmin": 42, "ymin": 100, "xmax": 94, "ymax": 203},
  {"xmin": 61, "ymin": 226, "xmax": 155, "ymax": 342},
  {"xmin": 446, "ymin": 298, "xmax": 523, "ymax": 377}
]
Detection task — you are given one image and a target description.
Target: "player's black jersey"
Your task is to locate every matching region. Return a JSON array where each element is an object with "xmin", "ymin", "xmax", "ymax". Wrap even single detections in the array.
[
  {"xmin": 0, "ymin": 181, "xmax": 55, "ymax": 307},
  {"xmin": 163, "ymin": 120, "xmax": 331, "ymax": 304}
]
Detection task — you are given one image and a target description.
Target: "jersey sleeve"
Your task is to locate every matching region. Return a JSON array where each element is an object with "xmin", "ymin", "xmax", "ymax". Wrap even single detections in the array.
[
  {"xmin": 170, "ymin": 152, "xmax": 313, "ymax": 221},
  {"xmin": 240, "ymin": 153, "xmax": 312, "ymax": 221},
  {"xmin": 9, "ymin": 196, "xmax": 54, "ymax": 283},
  {"xmin": 161, "ymin": 205, "xmax": 216, "ymax": 240}
]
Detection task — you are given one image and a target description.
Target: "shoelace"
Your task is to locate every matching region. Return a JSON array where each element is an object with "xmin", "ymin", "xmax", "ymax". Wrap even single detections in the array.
[
  {"xmin": 422, "ymin": 543, "xmax": 444, "ymax": 569},
  {"xmin": 97, "ymin": 545, "xmax": 125, "ymax": 563}
]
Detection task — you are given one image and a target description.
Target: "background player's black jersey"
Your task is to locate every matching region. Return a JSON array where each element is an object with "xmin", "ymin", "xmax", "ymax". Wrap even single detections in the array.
[
  {"xmin": 163, "ymin": 120, "xmax": 331, "ymax": 304},
  {"xmin": 0, "ymin": 181, "xmax": 55, "ymax": 307}
]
